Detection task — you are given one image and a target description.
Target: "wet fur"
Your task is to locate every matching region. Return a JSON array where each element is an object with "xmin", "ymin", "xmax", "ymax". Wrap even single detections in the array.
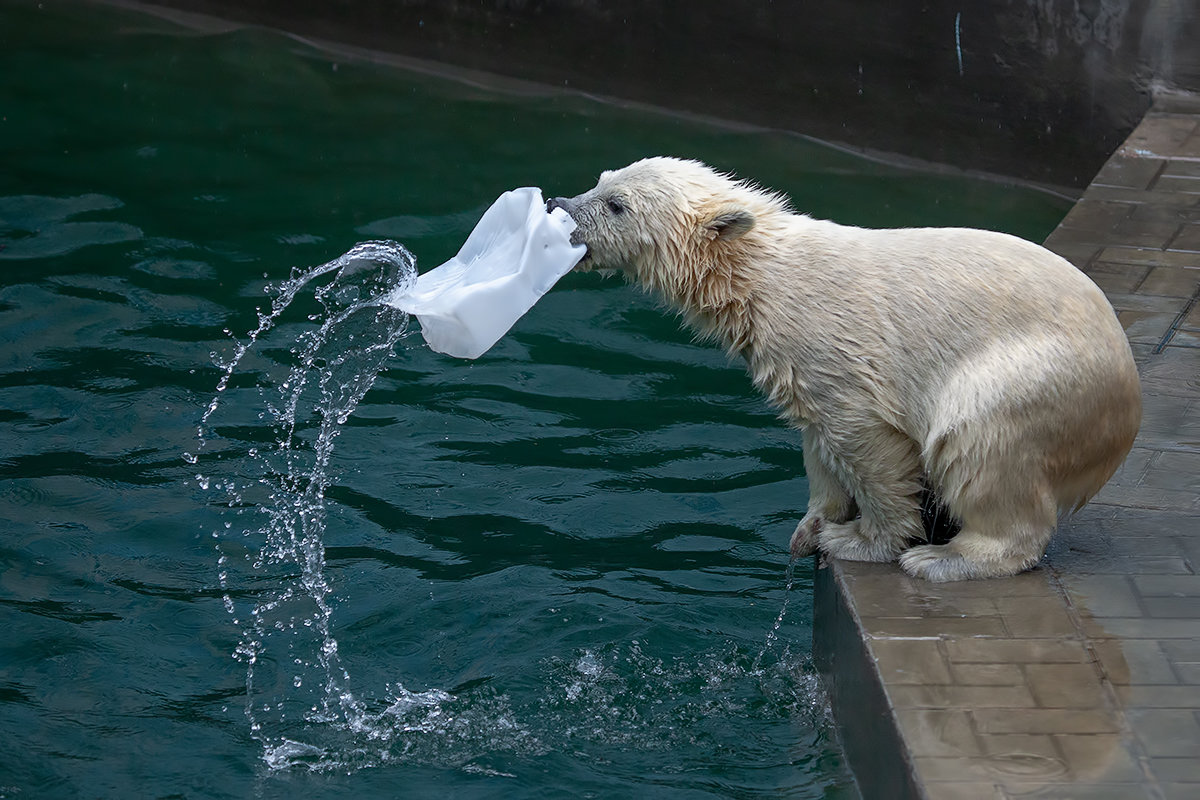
[{"xmin": 551, "ymin": 157, "xmax": 1141, "ymax": 581}]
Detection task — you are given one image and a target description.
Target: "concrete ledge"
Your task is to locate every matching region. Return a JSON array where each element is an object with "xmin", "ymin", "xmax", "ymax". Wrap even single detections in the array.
[
  {"xmin": 814, "ymin": 558, "xmax": 922, "ymax": 800},
  {"xmin": 814, "ymin": 101, "xmax": 1200, "ymax": 800}
]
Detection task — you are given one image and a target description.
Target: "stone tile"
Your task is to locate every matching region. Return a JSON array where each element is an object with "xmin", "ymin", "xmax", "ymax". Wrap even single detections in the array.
[
  {"xmin": 1164, "ymin": 784, "xmax": 1200, "ymax": 800},
  {"xmin": 1101, "ymin": 506, "xmax": 1200, "ymax": 538},
  {"xmin": 1170, "ymin": 222, "xmax": 1200, "ymax": 251},
  {"xmin": 1125, "ymin": 685, "xmax": 1200, "ymax": 708},
  {"xmin": 1167, "ymin": 328, "xmax": 1200, "ymax": 347},
  {"xmin": 1117, "ymin": 311, "xmax": 1180, "ymax": 345},
  {"xmin": 1045, "ymin": 541, "xmax": 1192, "ymax": 576},
  {"xmin": 1000, "ymin": 782, "xmax": 1157, "ymax": 799},
  {"xmin": 912, "ymin": 755, "xmax": 1068, "ymax": 783},
  {"xmin": 863, "ymin": 615, "xmax": 1008, "ymax": 637},
  {"xmin": 1156, "ymin": 175, "xmax": 1200, "ymax": 196},
  {"xmin": 897, "ymin": 569, "xmax": 1059, "ymax": 598},
  {"xmin": 1131, "ymin": 395, "xmax": 1200, "ymax": 446},
  {"xmin": 977, "ymin": 733, "xmax": 1060, "ymax": 759},
  {"xmin": 948, "ymin": 662, "xmax": 1027, "ymax": 686},
  {"xmin": 1174, "ymin": 535, "xmax": 1200, "ymax": 571},
  {"xmin": 1140, "ymin": 451, "xmax": 1200, "ymax": 492},
  {"xmin": 944, "ymin": 639, "xmax": 1090, "ymax": 664},
  {"xmin": 1135, "ymin": 351, "xmax": 1200, "ymax": 397},
  {"xmin": 1113, "ymin": 218, "xmax": 1186, "ymax": 248},
  {"xmin": 869, "ymin": 637, "xmax": 952, "ymax": 684},
  {"xmin": 1046, "ymin": 241, "xmax": 1102, "ymax": 268},
  {"xmin": 1093, "ymin": 156, "xmax": 1166, "ymax": 190},
  {"xmin": 1133, "ymin": 575, "xmax": 1200, "ymax": 596},
  {"xmin": 1058, "ymin": 198, "xmax": 1135, "ymax": 228},
  {"xmin": 1149, "ymin": 757, "xmax": 1200, "ymax": 782},
  {"xmin": 847, "ymin": 571, "xmax": 998, "ymax": 618},
  {"xmin": 920, "ymin": 781, "xmax": 1003, "ymax": 800},
  {"xmin": 1138, "ymin": 267, "xmax": 1200, "ymax": 297},
  {"xmin": 1161, "ymin": 640, "xmax": 1200, "ymax": 683},
  {"xmin": 1100, "ymin": 246, "xmax": 1200, "ymax": 268},
  {"xmin": 1163, "ymin": 159, "xmax": 1200, "ymax": 179},
  {"xmin": 1128, "ymin": 201, "xmax": 1200, "ymax": 223},
  {"xmin": 1083, "ymin": 482, "xmax": 1199, "ymax": 515},
  {"xmin": 992, "ymin": 595, "xmax": 1078, "ymax": 637},
  {"xmin": 1104, "ymin": 533, "xmax": 1195, "ymax": 557},
  {"xmin": 893, "ymin": 708, "xmax": 982, "ymax": 757},
  {"xmin": 1088, "ymin": 185, "xmax": 1200, "ymax": 207},
  {"xmin": 1143, "ymin": 596, "xmax": 1200, "ymax": 617},
  {"xmin": 1093, "ymin": 639, "xmax": 1180, "ymax": 685},
  {"xmin": 1126, "ymin": 708, "xmax": 1200, "ymax": 756},
  {"xmin": 1084, "ymin": 261, "xmax": 1152, "ymax": 294},
  {"xmin": 1107, "ymin": 290, "xmax": 1190, "ymax": 312},
  {"xmin": 1058, "ymin": 575, "xmax": 1142, "ymax": 618},
  {"xmin": 974, "ymin": 708, "xmax": 1121, "ymax": 735},
  {"xmin": 889, "ymin": 683, "xmax": 1036, "ymax": 709},
  {"xmin": 1085, "ymin": 618, "xmax": 1200, "ymax": 638},
  {"xmin": 1023, "ymin": 663, "xmax": 1108, "ymax": 708},
  {"xmin": 1123, "ymin": 116, "xmax": 1200, "ymax": 158},
  {"xmin": 1045, "ymin": 225, "xmax": 1107, "ymax": 250},
  {"xmin": 1054, "ymin": 733, "xmax": 1146, "ymax": 782}
]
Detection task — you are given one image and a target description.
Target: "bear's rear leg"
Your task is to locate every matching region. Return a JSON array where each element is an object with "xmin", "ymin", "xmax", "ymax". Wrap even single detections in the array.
[{"xmin": 899, "ymin": 492, "xmax": 1056, "ymax": 581}]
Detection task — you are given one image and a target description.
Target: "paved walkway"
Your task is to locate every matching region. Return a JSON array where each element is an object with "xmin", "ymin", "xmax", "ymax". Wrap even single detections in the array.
[{"xmin": 816, "ymin": 95, "xmax": 1200, "ymax": 800}]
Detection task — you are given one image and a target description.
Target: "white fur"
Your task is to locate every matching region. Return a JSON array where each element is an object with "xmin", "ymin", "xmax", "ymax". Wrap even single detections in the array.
[{"xmin": 555, "ymin": 157, "xmax": 1142, "ymax": 581}]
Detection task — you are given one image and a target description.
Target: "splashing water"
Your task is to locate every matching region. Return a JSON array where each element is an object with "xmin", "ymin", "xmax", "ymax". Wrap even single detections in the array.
[
  {"xmin": 195, "ymin": 241, "xmax": 829, "ymax": 777},
  {"xmin": 198, "ymin": 240, "xmax": 439, "ymax": 768}
]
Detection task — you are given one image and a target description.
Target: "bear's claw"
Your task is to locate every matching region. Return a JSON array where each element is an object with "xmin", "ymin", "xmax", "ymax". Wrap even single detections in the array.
[{"xmin": 789, "ymin": 516, "xmax": 822, "ymax": 558}]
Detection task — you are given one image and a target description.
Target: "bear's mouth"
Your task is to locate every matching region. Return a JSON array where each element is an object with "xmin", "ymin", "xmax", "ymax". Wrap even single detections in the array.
[{"xmin": 573, "ymin": 245, "xmax": 594, "ymax": 270}]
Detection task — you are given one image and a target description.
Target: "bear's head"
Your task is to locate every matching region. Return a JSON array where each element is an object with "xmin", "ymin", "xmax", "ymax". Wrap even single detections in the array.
[
  {"xmin": 548, "ymin": 157, "xmax": 757, "ymax": 268},
  {"xmin": 548, "ymin": 158, "xmax": 791, "ymax": 350}
]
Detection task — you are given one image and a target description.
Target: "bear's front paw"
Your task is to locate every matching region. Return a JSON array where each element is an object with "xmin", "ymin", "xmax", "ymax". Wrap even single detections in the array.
[
  {"xmin": 818, "ymin": 520, "xmax": 903, "ymax": 563},
  {"xmin": 790, "ymin": 515, "xmax": 823, "ymax": 558}
]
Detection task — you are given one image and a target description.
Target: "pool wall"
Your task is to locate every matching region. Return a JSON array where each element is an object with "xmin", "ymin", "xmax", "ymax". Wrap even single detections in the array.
[{"xmin": 129, "ymin": 0, "xmax": 1199, "ymax": 187}]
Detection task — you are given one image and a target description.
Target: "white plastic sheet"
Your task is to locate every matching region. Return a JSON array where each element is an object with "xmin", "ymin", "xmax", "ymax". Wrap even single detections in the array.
[{"xmin": 387, "ymin": 187, "xmax": 586, "ymax": 359}]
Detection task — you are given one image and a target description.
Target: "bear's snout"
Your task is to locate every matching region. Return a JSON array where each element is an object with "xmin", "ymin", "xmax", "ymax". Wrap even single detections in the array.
[
  {"xmin": 546, "ymin": 197, "xmax": 574, "ymax": 217},
  {"xmin": 546, "ymin": 196, "xmax": 590, "ymax": 256}
]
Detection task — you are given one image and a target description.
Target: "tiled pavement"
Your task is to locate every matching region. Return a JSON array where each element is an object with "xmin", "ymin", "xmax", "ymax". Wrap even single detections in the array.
[{"xmin": 815, "ymin": 94, "xmax": 1200, "ymax": 800}]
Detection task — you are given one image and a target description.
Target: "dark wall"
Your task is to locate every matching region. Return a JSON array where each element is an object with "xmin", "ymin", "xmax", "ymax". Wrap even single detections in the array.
[{"xmin": 142, "ymin": 0, "xmax": 1200, "ymax": 188}]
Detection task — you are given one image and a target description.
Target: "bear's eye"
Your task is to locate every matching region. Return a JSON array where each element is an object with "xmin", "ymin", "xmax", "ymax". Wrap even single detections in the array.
[{"xmin": 606, "ymin": 197, "xmax": 626, "ymax": 215}]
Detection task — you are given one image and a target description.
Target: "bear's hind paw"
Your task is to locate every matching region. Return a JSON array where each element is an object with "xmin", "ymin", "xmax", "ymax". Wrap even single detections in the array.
[
  {"xmin": 900, "ymin": 543, "xmax": 1040, "ymax": 582},
  {"xmin": 898, "ymin": 545, "xmax": 979, "ymax": 582}
]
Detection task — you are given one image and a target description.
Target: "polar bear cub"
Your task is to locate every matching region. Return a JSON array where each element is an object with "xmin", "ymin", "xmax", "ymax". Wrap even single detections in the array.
[{"xmin": 548, "ymin": 157, "xmax": 1141, "ymax": 582}]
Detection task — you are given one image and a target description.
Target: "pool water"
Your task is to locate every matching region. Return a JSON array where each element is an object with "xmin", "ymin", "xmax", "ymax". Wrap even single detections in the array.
[{"xmin": 0, "ymin": 2, "xmax": 1071, "ymax": 798}]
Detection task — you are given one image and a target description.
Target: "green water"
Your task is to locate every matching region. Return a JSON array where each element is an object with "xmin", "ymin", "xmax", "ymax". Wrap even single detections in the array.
[{"xmin": 0, "ymin": 2, "xmax": 1071, "ymax": 798}]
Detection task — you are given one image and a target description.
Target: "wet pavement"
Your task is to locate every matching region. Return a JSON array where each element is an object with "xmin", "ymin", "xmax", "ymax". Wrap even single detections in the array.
[{"xmin": 815, "ymin": 94, "xmax": 1200, "ymax": 800}]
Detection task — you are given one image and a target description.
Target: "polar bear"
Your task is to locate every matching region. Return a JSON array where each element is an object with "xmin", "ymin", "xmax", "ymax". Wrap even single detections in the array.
[{"xmin": 547, "ymin": 157, "xmax": 1141, "ymax": 581}]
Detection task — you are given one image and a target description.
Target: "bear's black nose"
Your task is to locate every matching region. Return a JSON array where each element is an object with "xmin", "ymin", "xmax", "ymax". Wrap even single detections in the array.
[{"xmin": 546, "ymin": 197, "xmax": 569, "ymax": 214}]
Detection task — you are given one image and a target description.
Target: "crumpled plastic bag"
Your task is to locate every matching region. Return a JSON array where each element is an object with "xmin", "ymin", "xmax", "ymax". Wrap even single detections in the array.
[{"xmin": 387, "ymin": 187, "xmax": 586, "ymax": 359}]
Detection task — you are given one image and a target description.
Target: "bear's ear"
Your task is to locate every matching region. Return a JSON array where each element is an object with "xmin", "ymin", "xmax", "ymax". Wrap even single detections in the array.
[{"xmin": 703, "ymin": 205, "xmax": 755, "ymax": 241}]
